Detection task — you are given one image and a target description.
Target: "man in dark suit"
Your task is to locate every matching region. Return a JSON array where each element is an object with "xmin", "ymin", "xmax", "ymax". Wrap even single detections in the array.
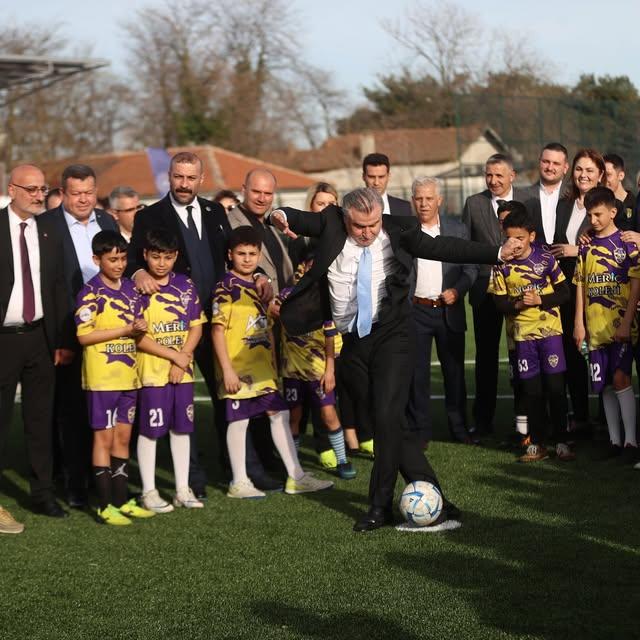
[
  {"xmin": 0, "ymin": 164, "xmax": 73, "ymax": 529},
  {"xmin": 522, "ymin": 142, "xmax": 569, "ymax": 244},
  {"xmin": 362, "ymin": 153, "xmax": 413, "ymax": 217},
  {"xmin": 270, "ymin": 187, "xmax": 516, "ymax": 531},
  {"xmin": 462, "ymin": 153, "xmax": 529, "ymax": 436},
  {"xmin": 42, "ymin": 164, "xmax": 119, "ymax": 508},
  {"xmin": 406, "ymin": 177, "xmax": 477, "ymax": 445},
  {"xmin": 127, "ymin": 152, "xmax": 275, "ymax": 495}
]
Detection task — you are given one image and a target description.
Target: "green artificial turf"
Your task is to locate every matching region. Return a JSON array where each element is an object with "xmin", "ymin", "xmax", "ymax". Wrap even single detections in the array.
[{"xmin": 1, "ymin": 303, "xmax": 639, "ymax": 639}]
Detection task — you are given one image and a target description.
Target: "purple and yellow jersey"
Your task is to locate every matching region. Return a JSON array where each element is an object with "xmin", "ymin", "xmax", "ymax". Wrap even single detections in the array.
[
  {"xmin": 278, "ymin": 286, "xmax": 338, "ymax": 381},
  {"xmin": 573, "ymin": 231, "xmax": 640, "ymax": 349},
  {"xmin": 137, "ymin": 272, "xmax": 206, "ymax": 387},
  {"xmin": 211, "ymin": 271, "xmax": 278, "ymax": 400},
  {"xmin": 489, "ymin": 244, "xmax": 565, "ymax": 342},
  {"xmin": 75, "ymin": 275, "xmax": 142, "ymax": 391}
]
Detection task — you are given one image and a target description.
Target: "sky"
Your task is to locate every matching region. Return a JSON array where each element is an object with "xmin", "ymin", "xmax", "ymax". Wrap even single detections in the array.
[{"xmin": 4, "ymin": 0, "xmax": 640, "ymax": 111}]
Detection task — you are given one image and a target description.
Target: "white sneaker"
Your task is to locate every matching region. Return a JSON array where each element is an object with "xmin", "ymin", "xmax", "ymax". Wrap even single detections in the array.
[
  {"xmin": 226, "ymin": 480, "xmax": 266, "ymax": 499},
  {"xmin": 141, "ymin": 489, "xmax": 174, "ymax": 514},
  {"xmin": 173, "ymin": 487, "xmax": 205, "ymax": 508},
  {"xmin": 284, "ymin": 472, "xmax": 334, "ymax": 495}
]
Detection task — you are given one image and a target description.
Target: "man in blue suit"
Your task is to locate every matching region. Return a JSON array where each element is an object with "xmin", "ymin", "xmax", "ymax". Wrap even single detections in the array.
[
  {"xmin": 42, "ymin": 164, "xmax": 118, "ymax": 508},
  {"xmin": 406, "ymin": 177, "xmax": 478, "ymax": 445}
]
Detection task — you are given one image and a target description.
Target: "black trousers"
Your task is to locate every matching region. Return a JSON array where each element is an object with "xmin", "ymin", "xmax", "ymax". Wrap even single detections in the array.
[
  {"xmin": 340, "ymin": 317, "xmax": 442, "ymax": 510},
  {"xmin": 471, "ymin": 293, "xmax": 503, "ymax": 432},
  {"xmin": 54, "ymin": 354, "xmax": 92, "ymax": 491},
  {"xmin": 0, "ymin": 327, "xmax": 55, "ymax": 500},
  {"xmin": 406, "ymin": 305, "xmax": 468, "ymax": 442}
]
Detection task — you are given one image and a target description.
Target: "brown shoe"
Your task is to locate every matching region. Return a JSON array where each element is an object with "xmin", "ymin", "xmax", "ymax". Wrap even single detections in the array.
[
  {"xmin": 0, "ymin": 506, "xmax": 24, "ymax": 534},
  {"xmin": 519, "ymin": 444, "xmax": 549, "ymax": 463}
]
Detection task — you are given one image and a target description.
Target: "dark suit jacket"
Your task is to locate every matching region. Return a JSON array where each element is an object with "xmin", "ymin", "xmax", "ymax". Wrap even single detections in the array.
[
  {"xmin": 553, "ymin": 198, "xmax": 597, "ymax": 283},
  {"xmin": 388, "ymin": 194, "xmax": 414, "ymax": 217},
  {"xmin": 273, "ymin": 205, "xmax": 498, "ymax": 336},
  {"xmin": 462, "ymin": 186, "xmax": 528, "ymax": 306},
  {"xmin": 411, "ymin": 215, "xmax": 477, "ymax": 333},
  {"xmin": 0, "ymin": 208, "xmax": 71, "ymax": 355},
  {"xmin": 126, "ymin": 195, "xmax": 230, "ymax": 291}
]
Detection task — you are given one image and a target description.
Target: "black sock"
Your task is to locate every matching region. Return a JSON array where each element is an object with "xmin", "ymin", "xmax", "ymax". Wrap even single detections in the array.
[
  {"xmin": 110, "ymin": 457, "xmax": 129, "ymax": 508},
  {"xmin": 94, "ymin": 466, "xmax": 112, "ymax": 511}
]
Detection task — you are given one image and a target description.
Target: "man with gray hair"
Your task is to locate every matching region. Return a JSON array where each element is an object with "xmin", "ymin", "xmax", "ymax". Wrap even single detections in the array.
[
  {"xmin": 270, "ymin": 187, "xmax": 518, "ymax": 532},
  {"xmin": 108, "ymin": 186, "xmax": 142, "ymax": 242},
  {"xmin": 406, "ymin": 177, "xmax": 478, "ymax": 446}
]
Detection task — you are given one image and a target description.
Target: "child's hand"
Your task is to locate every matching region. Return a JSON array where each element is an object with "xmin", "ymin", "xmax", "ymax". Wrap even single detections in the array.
[
  {"xmin": 522, "ymin": 290, "xmax": 541, "ymax": 306},
  {"xmin": 268, "ymin": 299, "xmax": 281, "ymax": 319},
  {"xmin": 130, "ymin": 318, "xmax": 147, "ymax": 337},
  {"xmin": 573, "ymin": 325, "xmax": 586, "ymax": 350},
  {"xmin": 169, "ymin": 364, "xmax": 185, "ymax": 384},
  {"xmin": 321, "ymin": 371, "xmax": 336, "ymax": 394},
  {"xmin": 172, "ymin": 351, "xmax": 192, "ymax": 370},
  {"xmin": 223, "ymin": 369, "xmax": 242, "ymax": 394}
]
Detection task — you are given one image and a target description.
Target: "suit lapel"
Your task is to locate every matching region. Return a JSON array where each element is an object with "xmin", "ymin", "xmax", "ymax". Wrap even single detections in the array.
[
  {"xmin": 0, "ymin": 209, "xmax": 14, "ymax": 291},
  {"xmin": 481, "ymin": 192, "xmax": 501, "ymax": 245}
]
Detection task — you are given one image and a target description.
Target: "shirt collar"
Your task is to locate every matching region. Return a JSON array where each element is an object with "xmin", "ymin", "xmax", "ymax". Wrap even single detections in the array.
[
  {"xmin": 491, "ymin": 189, "xmax": 514, "ymax": 203},
  {"xmin": 63, "ymin": 207, "xmax": 97, "ymax": 227},
  {"xmin": 7, "ymin": 205, "xmax": 35, "ymax": 227},
  {"xmin": 421, "ymin": 214, "xmax": 440, "ymax": 233},
  {"xmin": 170, "ymin": 193, "xmax": 200, "ymax": 213}
]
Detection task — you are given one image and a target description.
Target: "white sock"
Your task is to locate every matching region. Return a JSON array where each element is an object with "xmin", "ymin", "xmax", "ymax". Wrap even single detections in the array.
[
  {"xmin": 602, "ymin": 386, "xmax": 622, "ymax": 446},
  {"xmin": 516, "ymin": 415, "xmax": 528, "ymax": 435},
  {"xmin": 269, "ymin": 411, "xmax": 304, "ymax": 480},
  {"xmin": 615, "ymin": 386, "xmax": 637, "ymax": 447},
  {"xmin": 137, "ymin": 435, "xmax": 157, "ymax": 494},
  {"xmin": 169, "ymin": 431, "xmax": 190, "ymax": 491},
  {"xmin": 226, "ymin": 419, "xmax": 250, "ymax": 484}
]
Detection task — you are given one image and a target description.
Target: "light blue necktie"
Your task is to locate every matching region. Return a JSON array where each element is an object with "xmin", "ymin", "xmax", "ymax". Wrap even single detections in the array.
[{"xmin": 356, "ymin": 246, "xmax": 373, "ymax": 337}]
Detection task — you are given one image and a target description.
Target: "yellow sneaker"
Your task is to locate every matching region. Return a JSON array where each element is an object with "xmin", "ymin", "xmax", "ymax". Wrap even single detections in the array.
[
  {"xmin": 97, "ymin": 504, "xmax": 132, "ymax": 526},
  {"xmin": 318, "ymin": 449, "xmax": 338, "ymax": 469},
  {"xmin": 359, "ymin": 439, "xmax": 374, "ymax": 457},
  {"xmin": 119, "ymin": 498, "xmax": 155, "ymax": 519}
]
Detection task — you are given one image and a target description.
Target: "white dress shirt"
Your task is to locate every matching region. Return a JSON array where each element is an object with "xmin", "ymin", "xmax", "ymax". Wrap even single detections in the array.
[
  {"xmin": 565, "ymin": 200, "xmax": 586, "ymax": 246},
  {"xmin": 4, "ymin": 206, "xmax": 44, "ymax": 326},
  {"xmin": 490, "ymin": 188, "xmax": 514, "ymax": 216},
  {"xmin": 414, "ymin": 220, "xmax": 443, "ymax": 298},
  {"xmin": 539, "ymin": 183, "xmax": 562, "ymax": 244},
  {"xmin": 381, "ymin": 192, "xmax": 391, "ymax": 215},
  {"xmin": 328, "ymin": 230, "xmax": 398, "ymax": 333},
  {"xmin": 170, "ymin": 194, "xmax": 202, "ymax": 238},
  {"xmin": 63, "ymin": 208, "xmax": 101, "ymax": 284}
]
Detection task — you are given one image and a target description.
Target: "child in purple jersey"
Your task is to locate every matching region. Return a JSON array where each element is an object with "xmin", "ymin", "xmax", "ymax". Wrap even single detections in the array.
[
  {"xmin": 135, "ymin": 230, "xmax": 206, "ymax": 512},
  {"xmin": 574, "ymin": 187, "xmax": 640, "ymax": 464},
  {"xmin": 490, "ymin": 205, "xmax": 572, "ymax": 462},
  {"xmin": 75, "ymin": 231, "xmax": 154, "ymax": 525}
]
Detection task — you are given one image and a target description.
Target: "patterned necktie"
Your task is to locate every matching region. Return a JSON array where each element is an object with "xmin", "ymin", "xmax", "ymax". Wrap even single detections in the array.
[
  {"xmin": 19, "ymin": 222, "xmax": 35, "ymax": 324},
  {"xmin": 186, "ymin": 205, "xmax": 199, "ymax": 239},
  {"xmin": 356, "ymin": 246, "xmax": 372, "ymax": 337}
]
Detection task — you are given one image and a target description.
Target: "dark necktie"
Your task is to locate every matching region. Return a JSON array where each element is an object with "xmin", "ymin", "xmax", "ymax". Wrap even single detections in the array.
[
  {"xmin": 19, "ymin": 222, "xmax": 35, "ymax": 324},
  {"xmin": 186, "ymin": 205, "xmax": 199, "ymax": 239}
]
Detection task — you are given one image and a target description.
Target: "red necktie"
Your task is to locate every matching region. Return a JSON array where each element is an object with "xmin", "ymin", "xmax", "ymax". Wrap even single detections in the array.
[{"xmin": 19, "ymin": 222, "xmax": 35, "ymax": 324}]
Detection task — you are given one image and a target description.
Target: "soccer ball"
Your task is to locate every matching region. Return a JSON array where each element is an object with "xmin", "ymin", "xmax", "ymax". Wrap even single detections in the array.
[{"xmin": 399, "ymin": 481, "xmax": 443, "ymax": 526}]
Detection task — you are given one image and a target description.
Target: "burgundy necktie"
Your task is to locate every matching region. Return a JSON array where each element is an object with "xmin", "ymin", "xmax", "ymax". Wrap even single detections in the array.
[{"xmin": 19, "ymin": 222, "xmax": 35, "ymax": 324}]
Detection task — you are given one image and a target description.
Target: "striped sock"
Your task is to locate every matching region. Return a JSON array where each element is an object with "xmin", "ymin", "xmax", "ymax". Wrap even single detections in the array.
[
  {"xmin": 328, "ymin": 427, "xmax": 347, "ymax": 465},
  {"xmin": 293, "ymin": 435, "xmax": 300, "ymax": 452}
]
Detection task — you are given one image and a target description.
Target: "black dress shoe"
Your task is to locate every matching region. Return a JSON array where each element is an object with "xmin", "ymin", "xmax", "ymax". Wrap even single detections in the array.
[
  {"xmin": 443, "ymin": 501, "xmax": 462, "ymax": 521},
  {"xmin": 191, "ymin": 486, "xmax": 207, "ymax": 500},
  {"xmin": 251, "ymin": 475, "xmax": 284, "ymax": 492},
  {"xmin": 353, "ymin": 507, "xmax": 393, "ymax": 532},
  {"xmin": 33, "ymin": 499, "xmax": 69, "ymax": 518},
  {"xmin": 66, "ymin": 488, "xmax": 88, "ymax": 509}
]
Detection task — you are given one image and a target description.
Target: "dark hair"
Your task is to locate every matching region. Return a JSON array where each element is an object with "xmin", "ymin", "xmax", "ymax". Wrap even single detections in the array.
[
  {"xmin": 213, "ymin": 189, "xmax": 240, "ymax": 204},
  {"xmin": 62, "ymin": 164, "xmax": 96, "ymax": 188},
  {"xmin": 44, "ymin": 187, "xmax": 63, "ymax": 209},
  {"xmin": 170, "ymin": 152, "xmax": 202, "ymax": 171},
  {"xmin": 362, "ymin": 153, "xmax": 390, "ymax": 172},
  {"xmin": 497, "ymin": 200, "xmax": 527, "ymax": 218},
  {"xmin": 297, "ymin": 243, "xmax": 316, "ymax": 265},
  {"xmin": 92, "ymin": 230, "xmax": 128, "ymax": 256},
  {"xmin": 486, "ymin": 153, "xmax": 514, "ymax": 170},
  {"xmin": 501, "ymin": 204, "xmax": 535, "ymax": 233},
  {"xmin": 144, "ymin": 229, "xmax": 179, "ymax": 253},
  {"xmin": 584, "ymin": 186, "xmax": 617, "ymax": 211},
  {"xmin": 564, "ymin": 148, "xmax": 606, "ymax": 201},
  {"xmin": 227, "ymin": 225, "xmax": 262, "ymax": 251},
  {"xmin": 542, "ymin": 142, "xmax": 568, "ymax": 159},
  {"xmin": 603, "ymin": 153, "xmax": 625, "ymax": 171}
]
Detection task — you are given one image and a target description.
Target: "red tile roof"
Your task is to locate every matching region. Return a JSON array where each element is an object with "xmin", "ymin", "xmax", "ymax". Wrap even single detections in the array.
[{"xmin": 38, "ymin": 145, "xmax": 317, "ymax": 199}]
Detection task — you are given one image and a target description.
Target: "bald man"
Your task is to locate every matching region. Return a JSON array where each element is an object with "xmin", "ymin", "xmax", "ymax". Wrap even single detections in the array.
[
  {"xmin": 227, "ymin": 169, "xmax": 294, "ymax": 293},
  {"xmin": 0, "ymin": 165, "xmax": 73, "ymax": 530}
]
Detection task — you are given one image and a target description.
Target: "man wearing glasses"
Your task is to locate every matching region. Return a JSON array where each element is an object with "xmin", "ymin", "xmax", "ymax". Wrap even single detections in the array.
[
  {"xmin": 43, "ymin": 164, "xmax": 118, "ymax": 509},
  {"xmin": 0, "ymin": 164, "xmax": 72, "ymax": 531},
  {"xmin": 108, "ymin": 186, "xmax": 143, "ymax": 243}
]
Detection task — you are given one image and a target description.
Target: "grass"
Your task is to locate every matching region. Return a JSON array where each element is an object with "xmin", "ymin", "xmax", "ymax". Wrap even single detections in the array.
[{"xmin": 1, "ymin": 302, "xmax": 639, "ymax": 639}]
